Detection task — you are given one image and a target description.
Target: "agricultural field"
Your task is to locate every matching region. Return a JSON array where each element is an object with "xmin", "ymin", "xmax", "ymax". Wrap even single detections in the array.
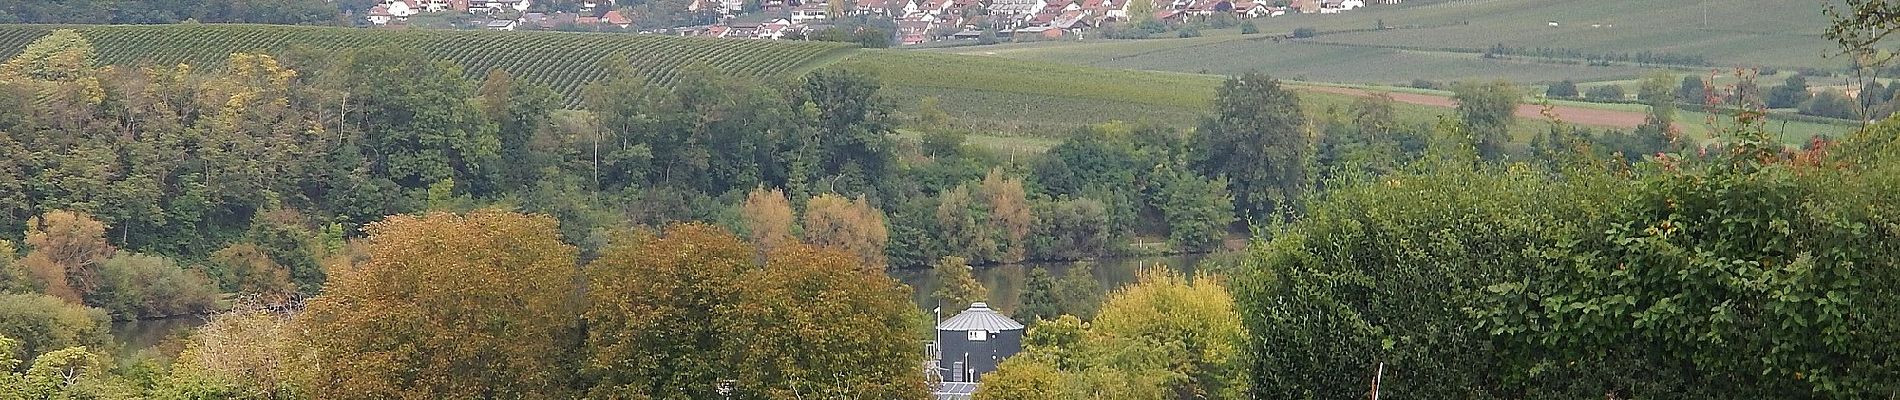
[
  {"xmin": 938, "ymin": 0, "xmax": 1846, "ymax": 87},
  {"xmin": 937, "ymin": 36, "xmax": 1659, "ymax": 85},
  {"xmin": 1271, "ymin": 0, "xmax": 1844, "ymax": 70},
  {"xmin": 0, "ymin": 24, "xmax": 854, "ymax": 107},
  {"xmin": 834, "ymin": 49, "xmax": 1224, "ymax": 133}
]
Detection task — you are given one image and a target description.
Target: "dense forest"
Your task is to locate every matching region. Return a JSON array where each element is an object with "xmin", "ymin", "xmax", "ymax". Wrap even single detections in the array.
[{"xmin": 0, "ymin": 11, "xmax": 1896, "ymax": 398}]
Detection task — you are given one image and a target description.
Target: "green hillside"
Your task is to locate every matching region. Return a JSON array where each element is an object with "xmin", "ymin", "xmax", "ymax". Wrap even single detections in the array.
[
  {"xmin": 0, "ymin": 24, "xmax": 1225, "ymax": 132},
  {"xmin": 0, "ymin": 24, "xmax": 856, "ymax": 107},
  {"xmin": 935, "ymin": 0, "xmax": 1846, "ymax": 84}
]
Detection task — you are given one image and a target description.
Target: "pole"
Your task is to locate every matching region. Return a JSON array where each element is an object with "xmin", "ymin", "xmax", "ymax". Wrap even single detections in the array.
[{"xmin": 1371, "ymin": 362, "xmax": 1384, "ymax": 400}]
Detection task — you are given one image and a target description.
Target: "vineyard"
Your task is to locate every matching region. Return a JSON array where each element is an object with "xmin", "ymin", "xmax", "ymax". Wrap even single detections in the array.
[{"xmin": 0, "ymin": 24, "xmax": 856, "ymax": 106}]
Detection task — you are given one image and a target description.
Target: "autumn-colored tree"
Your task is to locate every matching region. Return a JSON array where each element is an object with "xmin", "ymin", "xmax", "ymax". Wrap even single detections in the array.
[
  {"xmin": 973, "ymin": 356, "xmax": 1063, "ymax": 400},
  {"xmin": 739, "ymin": 187, "xmax": 797, "ymax": 253},
  {"xmin": 802, "ymin": 193, "xmax": 889, "ymax": 269},
  {"xmin": 18, "ymin": 211, "xmax": 113, "ymax": 304},
  {"xmin": 933, "ymin": 256, "xmax": 986, "ymax": 314},
  {"xmin": 207, "ymin": 243, "xmax": 297, "ymax": 305},
  {"xmin": 582, "ymin": 223, "xmax": 754, "ymax": 399},
  {"xmin": 584, "ymin": 223, "xmax": 926, "ymax": 399},
  {"xmin": 1089, "ymin": 267, "xmax": 1248, "ymax": 399},
  {"xmin": 295, "ymin": 210, "xmax": 580, "ymax": 399},
  {"xmin": 978, "ymin": 268, "xmax": 1247, "ymax": 399},
  {"xmin": 980, "ymin": 169, "xmax": 1032, "ymax": 263},
  {"xmin": 729, "ymin": 243, "xmax": 927, "ymax": 399}
]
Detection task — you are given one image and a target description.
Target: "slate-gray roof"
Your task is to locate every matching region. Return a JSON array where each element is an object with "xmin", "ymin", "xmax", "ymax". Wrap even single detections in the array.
[
  {"xmin": 933, "ymin": 382, "xmax": 979, "ymax": 400},
  {"xmin": 936, "ymin": 302, "xmax": 1025, "ymax": 332}
]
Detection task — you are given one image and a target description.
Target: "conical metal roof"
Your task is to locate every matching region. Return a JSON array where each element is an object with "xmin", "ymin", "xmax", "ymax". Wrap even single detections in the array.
[{"xmin": 936, "ymin": 302, "xmax": 1024, "ymax": 332}]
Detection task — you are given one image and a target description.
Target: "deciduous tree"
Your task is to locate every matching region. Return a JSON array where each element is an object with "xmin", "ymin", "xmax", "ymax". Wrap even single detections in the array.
[
  {"xmin": 207, "ymin": 243, "xmax": 296, "ymax": 305},
  {"xmin": 802, "ymin": 193, "xmax": 889, "ymax": 269},
  {"xmin": 18, "ymin": 211, "xmax": 112, "ymax": 304},
  {"xmin": 933, "ymin": 256, "xmax": 986, "ymax": 314},
  {"xmin": 1451, "ymin": 80, "xmax": 1519, "ymax": 160},
  {"xmin": 1194, "ymin": 73, "xmax": 1310, "ymax": 223},
  {"xmin": 296, "ymin": 210, "xmax": 580, "ymax": 399},
  {"xmin": 584, "ymin": 223, "xmax": 926, "ymax": 399},
  {"xmin": 739, "ymin": 187, "xmax": 796, "ymax": 253}
]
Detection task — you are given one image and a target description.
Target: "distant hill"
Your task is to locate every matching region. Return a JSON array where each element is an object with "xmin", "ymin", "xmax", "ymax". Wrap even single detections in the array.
[
  {"xmin": 0, "ymin": 24, "xmax": 1227, "ymax": 132},
  {"xmin": 935, "ymin": 0, "xmax": 1847, "ymax": 85},
  {"xmin": 0, "ymin": 24, "xmax": 857, "ymax": 107}
]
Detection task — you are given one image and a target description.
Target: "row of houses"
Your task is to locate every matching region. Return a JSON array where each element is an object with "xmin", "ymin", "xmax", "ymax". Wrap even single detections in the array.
[
  {"xmin": 374, "ymin": 0, "xmax": 1389, "ymax": 41},
  {"xmin": 367, "ymin": 0, "xmax": 536, "ymax": 23},
  {"xmin": 370, "ymin": 0, "xmax": 637, "ymax": 29}
]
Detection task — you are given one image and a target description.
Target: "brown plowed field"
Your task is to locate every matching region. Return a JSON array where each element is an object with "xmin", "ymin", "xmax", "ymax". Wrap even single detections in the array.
[{"xmin": 1299, "ymin": 86, "xmax": 1647, "ymax": 129}]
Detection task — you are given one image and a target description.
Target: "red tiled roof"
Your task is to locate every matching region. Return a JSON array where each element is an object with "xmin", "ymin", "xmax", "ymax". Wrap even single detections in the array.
[
  {"xmin": 369, "ymin": 4, "xmax": 393, "ymax": 16},
  {"xmin": 603, "ymin": 10, "xmax": 631, "ymax": 24}
]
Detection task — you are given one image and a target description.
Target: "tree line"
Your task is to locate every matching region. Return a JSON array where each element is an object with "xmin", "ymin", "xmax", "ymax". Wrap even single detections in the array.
[{"xmin": 0, "ymin": 0, "xmax": 342, "ymax": 25}]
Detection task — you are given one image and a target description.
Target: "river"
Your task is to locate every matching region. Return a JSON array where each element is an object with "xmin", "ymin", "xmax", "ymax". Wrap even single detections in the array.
[{"xmin": 109, "ymin": 314, "xmax": 206, "ymax": 358}]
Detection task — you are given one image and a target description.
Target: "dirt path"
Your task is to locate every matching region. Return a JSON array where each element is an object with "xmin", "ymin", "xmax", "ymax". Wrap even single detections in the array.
[{"xmin": 1298, "ymin": 85, "xmax": 1647, "ymax": 129}]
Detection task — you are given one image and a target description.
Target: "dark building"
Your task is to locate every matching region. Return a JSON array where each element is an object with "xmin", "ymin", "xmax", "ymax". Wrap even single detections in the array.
[{"xmin": 935, "ymin": 302, "xmax": 1025, "ymax": 384}]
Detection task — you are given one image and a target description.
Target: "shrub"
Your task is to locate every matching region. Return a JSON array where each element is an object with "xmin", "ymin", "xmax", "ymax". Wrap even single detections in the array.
[
  {"xmin": 0, "ymin": 293, "xmax": 108, "ymax": 365},
  {"xmin": 1291, "ymin": 27, "xmax": 1317, "ymax": 38},
  {"xmin": 1176, "ymin": 26, "xmax": 1201, "ymax": 38},
  {"xmin": 1545, "ymin": 79, "xmax": 1579, "ymax": 98},
  {"xmin": 1239, "ymin": 21, "xmax": 1259, "ymax": 35},
  {"xmin": 1585, "ymin": 84, "xmax": 1627, "ymax": 100},
  {"xmin": 89, "ymin": 253, "xmax": 218, "ymax": 319},
  {"xmin": 1027, "ymin": 198, "xmax": 1112, "ymax": 261}
]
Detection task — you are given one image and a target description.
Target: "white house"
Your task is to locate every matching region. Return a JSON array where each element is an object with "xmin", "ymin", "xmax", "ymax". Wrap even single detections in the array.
[
  {"xmin": 383, "ymin": 0, "xmax": 418, "ymax": 17},
  {"xmin": 368, "ymin": 5, "xmax": 395, "ymax": 24},
  {"xmin": 790, "ymin": 3, "xmax": 830, "ymax": 22},
  {"xmin": 1339, "ymin": 0, "xmax": 1363, "ymax": 9},
  {"xmin": 485, "ymin": 19, "xmax": 518, "ymax": 30}
]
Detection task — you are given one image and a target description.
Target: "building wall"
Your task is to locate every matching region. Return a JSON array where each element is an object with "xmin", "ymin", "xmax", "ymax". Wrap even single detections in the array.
[{"xmin": 936, "ymin": 328, "xmax": 1024, "ymax": 383}]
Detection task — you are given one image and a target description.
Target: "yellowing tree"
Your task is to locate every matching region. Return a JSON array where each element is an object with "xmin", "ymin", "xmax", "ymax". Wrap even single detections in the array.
[
  {"xmin": 973, "ymin": 357, "xmax": 1063, "ymax": 400},
  {"xmin": 207, "ymin": 243, "xmax": 296, "ymax": 305},
  {"xmin": 295, "ymin": 210, "xmax": 580, "ymax": 399},
  {"xmin": 582, "ymin": 223, "xmax": 754, "ymax": 399},
  {"xmin": 19, "ymin": 210, "xmax": 113, "ymax": 304},
  {"xmin": 1089, "ymin": 267, "xmax": 1248, "ymax": 399},
  {"xmin": 802, "ymin": 193, "xmax": 889, "ymax": 269},
  {"xmin": 730, "ymin": 243, "xmax": 928, "ymax": 399},
  {"xmin": 583, "ymin": 223, "xmax": 926, "ymax": 399},
  {"xmin": 980, "ymin": 169, "xmax": 1032, "ymax": 263},
  {"xmin": 740, "ymin": 186, "xmax": 797, "ymax": 253}
]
